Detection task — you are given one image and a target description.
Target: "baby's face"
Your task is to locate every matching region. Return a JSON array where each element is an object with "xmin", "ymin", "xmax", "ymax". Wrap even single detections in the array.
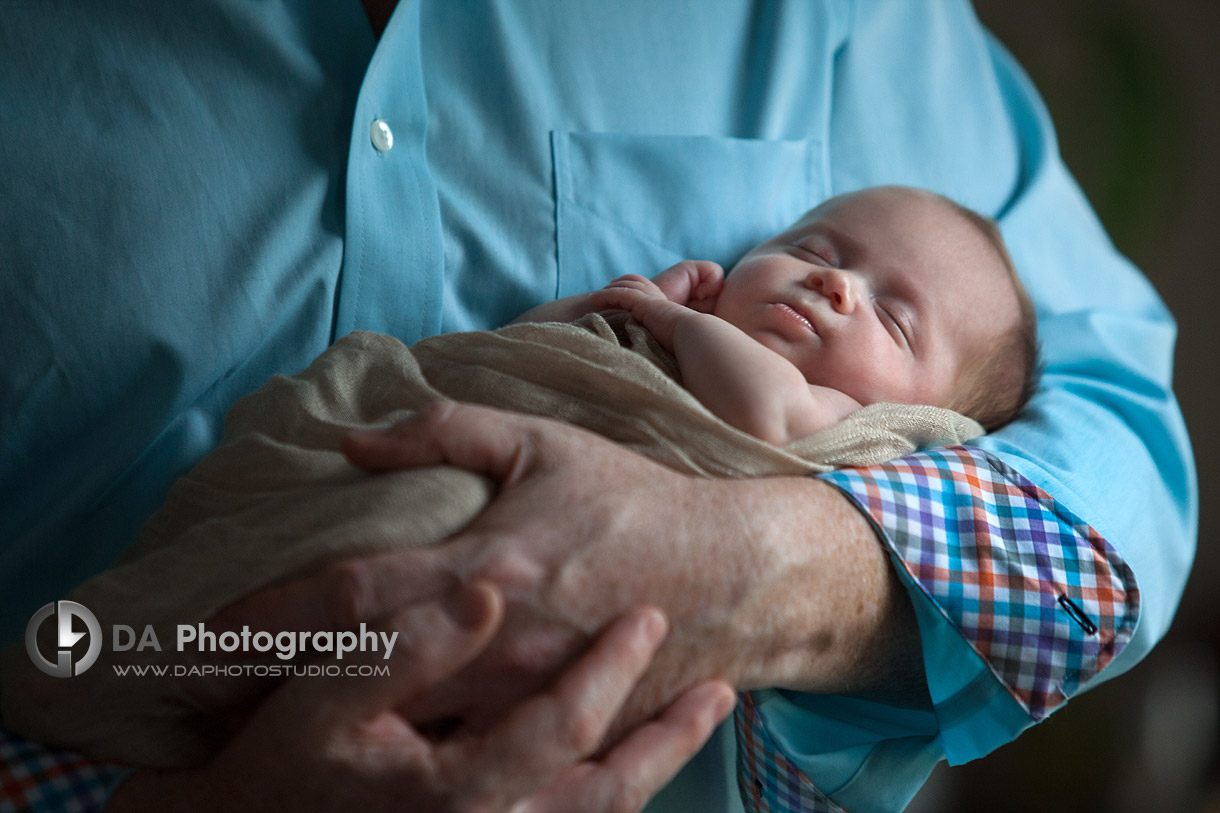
[{"xmin": 713, "ymin": 186, "xmax": 1018, "ymax": 408}]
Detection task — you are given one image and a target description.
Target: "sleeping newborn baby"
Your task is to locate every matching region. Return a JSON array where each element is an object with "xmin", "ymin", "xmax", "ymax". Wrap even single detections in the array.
[
  {"xmin": 534, "ymin": 183, "xmax": 1038, "ymax": 438},
  {"xmin": 1, "ymin": 185, "xmax": 1038, "ymax": 766}
]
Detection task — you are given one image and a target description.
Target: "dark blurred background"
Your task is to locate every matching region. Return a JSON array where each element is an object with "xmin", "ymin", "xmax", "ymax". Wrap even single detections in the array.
[{"xmin": 909, "ymin": 2, "xmax": 1220, "ymax": 811}]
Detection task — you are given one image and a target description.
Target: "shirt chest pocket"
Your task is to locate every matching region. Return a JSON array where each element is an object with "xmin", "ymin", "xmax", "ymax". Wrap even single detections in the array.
[{"xmin": 551, "ymin": 131, "xmax": 829, "ymax": 297}]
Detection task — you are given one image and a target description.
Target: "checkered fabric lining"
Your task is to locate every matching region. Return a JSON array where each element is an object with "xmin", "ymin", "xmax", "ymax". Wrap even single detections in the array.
[
  {"xmin": 734, "ymin": 692, "xmax": 844, "ymax": 813},
  {"xmin": 822, "ymin": 445, "xmax": 1140, "ymax": 720},
  {"xmin": 0, "ymin": 726, "xmax": 129, "ymax": 813},
  {"xmin": 733, "ymin": 446, "xmax": 1138, "ymax": 812}
]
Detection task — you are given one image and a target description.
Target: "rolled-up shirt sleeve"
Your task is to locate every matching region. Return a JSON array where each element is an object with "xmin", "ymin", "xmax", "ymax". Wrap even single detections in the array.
[
  {"xmin": 730, "ymin": 4, "xmax": 1195, "ymax": 812},
  {"xmin": 825, "ymin": 448, "xmax": 1140, "ymax": 754},
  {"xmin": 733, "ymin": 450, "xmax": 1142, "ymax": 813}
]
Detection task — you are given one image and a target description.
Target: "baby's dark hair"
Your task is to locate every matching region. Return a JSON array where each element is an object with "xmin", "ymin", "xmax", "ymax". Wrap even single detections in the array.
[{"xmin": 940, "ymin": 202, "xmax": 1041, "ymax": 432}]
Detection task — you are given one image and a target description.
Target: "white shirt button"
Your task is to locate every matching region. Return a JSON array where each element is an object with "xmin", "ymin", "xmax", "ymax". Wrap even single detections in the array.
[{"xmin": 370, "ymin": 119, "xmax": 394, "ymax": 152}]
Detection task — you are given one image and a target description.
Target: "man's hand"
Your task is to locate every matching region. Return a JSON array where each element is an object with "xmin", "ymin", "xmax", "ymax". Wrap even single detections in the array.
[
  {"xmin": 376, "ymin": 403, "xmax": 920, "ymax": 724},
  {"xmin": 216, "ymin": 400, "xmax": 924, "ymax": 737},
  {"xmin": 111, "ymin": 585, "xmax": 736, "ymax": 813}
]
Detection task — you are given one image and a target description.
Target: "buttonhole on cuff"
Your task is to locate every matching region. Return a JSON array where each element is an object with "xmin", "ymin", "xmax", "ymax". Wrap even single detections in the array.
[{"xmin": 1057, "ymin": 594, "xmax": 1099, "ymax": 635}]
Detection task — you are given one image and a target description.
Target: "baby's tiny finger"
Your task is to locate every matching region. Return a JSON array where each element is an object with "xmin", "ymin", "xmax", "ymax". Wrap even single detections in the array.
[
  {"xmin": 607, "ymin": 274, "xmax": 650, "ymax": 285},
  {"xmin": 590, "ymin": 288, "xmax": 642, "ymax": 309}
]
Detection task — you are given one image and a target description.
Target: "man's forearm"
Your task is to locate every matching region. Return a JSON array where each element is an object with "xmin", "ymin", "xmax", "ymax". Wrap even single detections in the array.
[
  {"xmin": 650, "ymin": 474, "xmax": 926, "ymax": 703},
  {"xmin": 544, "ymin": 472, "xmax": 930, "ymax": 728}
]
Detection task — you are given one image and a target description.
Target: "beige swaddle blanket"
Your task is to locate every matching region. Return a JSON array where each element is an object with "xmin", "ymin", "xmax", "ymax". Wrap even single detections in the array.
[{"xmin": 0, "ymin": 312, "xmax": 982, "ymax": 767}]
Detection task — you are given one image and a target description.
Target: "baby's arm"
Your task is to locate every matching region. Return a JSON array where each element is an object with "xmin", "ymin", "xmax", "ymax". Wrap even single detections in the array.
[
  {"xmin": 672, "ymin": 314, "xmax": 863, "ymax": 444},
  {"xmin": 591, "ymin": 282, "xmax": 862, "ymax": 445}
]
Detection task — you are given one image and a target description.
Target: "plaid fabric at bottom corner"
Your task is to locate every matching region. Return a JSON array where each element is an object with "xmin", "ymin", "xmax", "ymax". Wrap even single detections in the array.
[
  {"xmin": 0, "ymin": 725, "xmax": 130, "ymax": 813},
  {"xmin": 734, "ymin": 692, "xmax": 845, "ymax": 813}
]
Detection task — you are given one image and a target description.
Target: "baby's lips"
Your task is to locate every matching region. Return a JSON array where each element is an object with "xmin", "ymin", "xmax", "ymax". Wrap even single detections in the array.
[{"xmin": 775, "ymin": 302, "xmax": 818, "ymax": 335}]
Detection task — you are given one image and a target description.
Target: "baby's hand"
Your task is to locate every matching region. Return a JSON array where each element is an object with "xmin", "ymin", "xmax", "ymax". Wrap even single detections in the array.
[
  {"xmin": 591, "ymin": 261, "xmax": 723, "ymax": 309},
  {"xmin": 652, "ymin": 260, "xmax": 724, "ymax": 312},
  {"xmin": 590, "ymin": 276, "xmax": 672, "ymax": 321},
  {"xmin": 589, "ymin": 274, "xmax": 677, "ymax": 323},
  {"xmin": 589, "ymin": 261, "xmax": 724, "ymax": 352},
  {"xmin": 592, "ymin": 273, "xmax": 670, "ymax": 304},
  {"xmin": 590, "ymin": 281, "xmax": 697, "ymax": 353}
]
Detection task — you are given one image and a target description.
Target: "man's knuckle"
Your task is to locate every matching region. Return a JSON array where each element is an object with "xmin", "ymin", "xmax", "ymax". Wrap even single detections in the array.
[
  {"xmin": 560, "ymin": 705, "xmax": 606, "ymax": 754},
  {"xmin": 463, "ymin": 793, "xmax": 500, "ymax": 813},
  {"xmin": 609, "ymin": 781, "xmax": 648, "ymax": 813},
  {"xmin": 483, "ymin": 633, "xmax": 562, "ymax": 680},
  {"xmin": 322, "ymin": 560, "xmax": 377, "ymax": 625},
  {"xmin": 522, "ymin": 423, "xmax": 578, "ymax": 465},
  {"xmin": 419, "ymin": 398, "xmax": 449, "ymax": 418},
  {"xmin": 476, "ymin": 549, "xmax": 544, "ymax": 591}
]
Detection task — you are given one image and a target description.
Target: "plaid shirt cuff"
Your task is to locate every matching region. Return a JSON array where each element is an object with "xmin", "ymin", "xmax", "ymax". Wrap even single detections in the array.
[
  {"xmin": 0, "ymin": 724, "xmax": 131, "ymax": 813},
  {"xmin": 733, "ymin": 445, "xmax": 1139, "ymax": 812}
]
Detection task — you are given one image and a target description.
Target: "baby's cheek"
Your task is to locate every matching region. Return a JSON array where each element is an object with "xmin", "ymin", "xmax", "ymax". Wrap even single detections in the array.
[{"xmin": 836, "ymin": 358, "xmax": 907, "ymax": 405}]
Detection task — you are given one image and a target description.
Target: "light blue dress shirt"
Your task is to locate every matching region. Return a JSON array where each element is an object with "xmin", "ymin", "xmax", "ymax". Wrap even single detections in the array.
[{"xmin": 0, "ymin": 1, "xmax": 1194, "ymax": 810}]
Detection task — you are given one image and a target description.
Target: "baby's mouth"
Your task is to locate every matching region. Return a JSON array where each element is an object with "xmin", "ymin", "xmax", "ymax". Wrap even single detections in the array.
[{"xmin": 774, "ymin": 302, "xmax": 818, "ymax": 334}]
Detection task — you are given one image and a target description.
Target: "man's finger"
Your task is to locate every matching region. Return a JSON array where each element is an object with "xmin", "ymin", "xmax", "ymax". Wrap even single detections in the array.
[
  {"xmin": 519, "ymin": 681, "xmax": 737, "ymax": 813},
  {"xmin": 453, "ymin": 607, "xmax": 669, "ymax": 802},
  {"xmin": 342, "ymin": 401, "xmax": 549, "ymax": 485},
  {"xmin": 297, "ymin": 580, "xmax": 505, "ymax": 718}
]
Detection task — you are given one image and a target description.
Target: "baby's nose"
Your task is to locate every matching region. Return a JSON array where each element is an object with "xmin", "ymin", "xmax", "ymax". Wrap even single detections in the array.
[{"xmin": 808, "ymin": 270, "xmax": 855, "ymax": 313}]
